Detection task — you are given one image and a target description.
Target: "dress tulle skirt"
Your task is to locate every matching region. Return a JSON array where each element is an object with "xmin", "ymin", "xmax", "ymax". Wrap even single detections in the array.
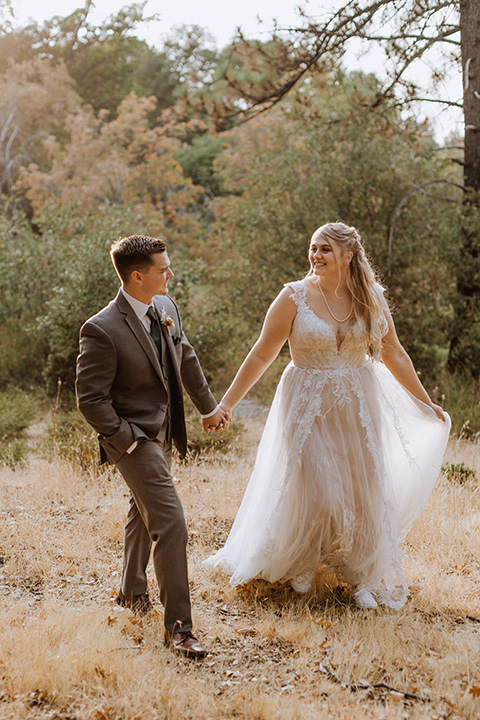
[{"xmin": 205, "ymin": 360, "xmax": 450, "ymax": 608}]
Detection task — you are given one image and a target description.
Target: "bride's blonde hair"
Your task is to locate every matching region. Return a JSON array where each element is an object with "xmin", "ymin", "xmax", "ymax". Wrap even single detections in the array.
[{"xmin": 308, "ymin": 222, "xmax": 388, "ymax": 359}]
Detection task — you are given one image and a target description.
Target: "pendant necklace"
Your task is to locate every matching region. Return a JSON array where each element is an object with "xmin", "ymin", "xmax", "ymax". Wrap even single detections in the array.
[{"xmin": 318, "ymin": 282, "xmax": 353, "ymax": 323}]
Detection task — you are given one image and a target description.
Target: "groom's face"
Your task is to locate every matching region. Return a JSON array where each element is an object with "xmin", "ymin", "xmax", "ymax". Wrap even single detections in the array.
[{"xmin": 140, "ymin": 251, "xmax": 174, "ymax": 300}]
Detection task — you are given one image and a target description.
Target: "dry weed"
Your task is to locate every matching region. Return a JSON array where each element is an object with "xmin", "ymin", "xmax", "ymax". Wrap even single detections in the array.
[{"xmin": 0, "ymin": 418, "xmax": 478, "ymax": 719}]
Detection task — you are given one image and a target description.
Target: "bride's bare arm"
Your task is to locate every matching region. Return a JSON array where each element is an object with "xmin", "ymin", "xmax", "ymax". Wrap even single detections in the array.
[
  {"xmin": 379, "ymin": 301, "xmax": 445, "ymax": 421},
  {"xmin": 220, "ymin": 287, "xmax": 297, "ymax": 412}
]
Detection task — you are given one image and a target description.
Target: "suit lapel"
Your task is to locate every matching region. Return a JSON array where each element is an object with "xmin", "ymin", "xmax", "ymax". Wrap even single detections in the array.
[{"xmin": 114, "ymin": 291, "xmax": 166, "ymax": 383}]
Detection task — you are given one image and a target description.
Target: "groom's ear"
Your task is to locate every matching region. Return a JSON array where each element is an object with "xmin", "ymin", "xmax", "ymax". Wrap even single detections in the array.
[{"xmin": 130, "ymin": 269, "xmax": 143, "ymax": 286}]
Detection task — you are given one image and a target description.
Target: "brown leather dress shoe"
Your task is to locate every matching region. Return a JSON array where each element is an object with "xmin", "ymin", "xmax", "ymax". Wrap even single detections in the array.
[
  {"xmin": 164, "ymin": 631, "xmax": 207, "ymax": 659},
  {"xmin": 115, "ymin": 589, "xmax": 153, "ymax": 616}
]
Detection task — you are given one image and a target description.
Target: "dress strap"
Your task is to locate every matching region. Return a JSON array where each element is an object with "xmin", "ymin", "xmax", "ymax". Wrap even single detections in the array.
[{"xmin": 284, "ymin": 280, "xmax": 307, "ymax": 310}]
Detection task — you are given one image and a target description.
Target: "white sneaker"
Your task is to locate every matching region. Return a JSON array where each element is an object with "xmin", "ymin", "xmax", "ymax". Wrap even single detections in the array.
[
  {"xmin": 354, "ymin": 585, "xmax": 378, "ymax": 609},
  {"xmin": 291, "ymin": 571, "xmax": 314, "ymax": 594}
]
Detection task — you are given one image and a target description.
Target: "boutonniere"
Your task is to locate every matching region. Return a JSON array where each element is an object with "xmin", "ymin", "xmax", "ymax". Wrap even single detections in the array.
[
  {"xmin": 160, "ymin": 308, "xmax": 181, "ymax": 346},
  {"xmin": 160, "ymin": 309, "xmax": 175, "ymax": 331}
]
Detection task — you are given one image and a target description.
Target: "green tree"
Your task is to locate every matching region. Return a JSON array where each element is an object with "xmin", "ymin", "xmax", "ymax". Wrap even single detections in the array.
[
  {"xmin": 175, "ymin": 133, "xmax": 228, "ymax": 198},
  {"xmin": 1, "ymin": 3, "xmax": 158, "ymax": 115},
  {"xmin": 1, "ymin": 9, "xmax": 222, "ymax": 120}
]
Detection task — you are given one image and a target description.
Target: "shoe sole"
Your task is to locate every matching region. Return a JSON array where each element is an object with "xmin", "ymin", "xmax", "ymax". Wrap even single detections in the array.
[{"xmin": 164, "ymin": 641, "xmax": 206, "ymax": 659}]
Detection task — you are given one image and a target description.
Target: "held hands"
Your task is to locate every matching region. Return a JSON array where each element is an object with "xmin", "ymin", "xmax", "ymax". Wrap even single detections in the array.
[{"xmin": 202, "ymin": 404, "xmax": 232, "ymax": 434}]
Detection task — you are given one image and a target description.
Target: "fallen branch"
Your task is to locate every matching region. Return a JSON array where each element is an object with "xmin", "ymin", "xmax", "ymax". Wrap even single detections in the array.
[{"xmin": 318, "ymin": 652, "xmax": 451, "ymax": 706}]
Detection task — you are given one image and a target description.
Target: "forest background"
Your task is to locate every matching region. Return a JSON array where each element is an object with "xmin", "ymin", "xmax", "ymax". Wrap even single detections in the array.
[
  {"xmin": 0, "ymin": 3, "xmax": 479, "ymax": 719},
  {"xmin": 0, "ymin": 0, "xmax": 479, "ymax": 458}
]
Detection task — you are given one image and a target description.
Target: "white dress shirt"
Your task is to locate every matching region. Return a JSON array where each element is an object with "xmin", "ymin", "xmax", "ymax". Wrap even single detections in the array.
[{"xmin": 120, "ymin": 287, "xmax": 152, "ymax": 331}]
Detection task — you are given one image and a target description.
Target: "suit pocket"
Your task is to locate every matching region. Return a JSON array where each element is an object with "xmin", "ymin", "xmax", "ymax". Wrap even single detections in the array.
[
  {"xmin": 99, "ymin": 418, "xmax": 138, "ymax": 463},
  {"xmin": 130, "ymin": 423, "xmax": 149, "ymax": 444}
]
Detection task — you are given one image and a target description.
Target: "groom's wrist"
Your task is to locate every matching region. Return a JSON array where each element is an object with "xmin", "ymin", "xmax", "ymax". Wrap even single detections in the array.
[{"xmin": 201, "ymin": 405, "xmax": 220, "ymax": 419}]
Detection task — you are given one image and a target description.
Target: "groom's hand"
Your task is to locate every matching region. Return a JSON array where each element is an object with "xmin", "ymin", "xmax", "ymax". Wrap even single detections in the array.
[{"xmin": 202, "ymin": 406, "xmax": 231, "ymax": 434}]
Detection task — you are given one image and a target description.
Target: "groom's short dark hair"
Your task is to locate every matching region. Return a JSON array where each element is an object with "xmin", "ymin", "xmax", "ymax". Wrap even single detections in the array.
[{"xmin": 110, "ymin": 235, "xmax": 167, "ymax": 282}]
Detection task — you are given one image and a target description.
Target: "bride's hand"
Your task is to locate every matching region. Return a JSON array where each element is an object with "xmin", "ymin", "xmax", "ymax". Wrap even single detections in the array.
[{"xmin": 219, "ymin": 401, "xmax": 233, "ymax": 423}]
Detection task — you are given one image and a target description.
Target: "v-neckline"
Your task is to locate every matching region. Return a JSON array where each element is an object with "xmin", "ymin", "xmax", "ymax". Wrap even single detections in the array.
[{"xmin": 302, "ymin": 303, "xmax": 355, "ymax": 353}]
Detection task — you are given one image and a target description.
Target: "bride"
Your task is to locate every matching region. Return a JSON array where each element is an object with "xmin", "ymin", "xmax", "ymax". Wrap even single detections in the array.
[{"xmin": 205, "ymin": 222, "xmax": 450, "ymax": 609}]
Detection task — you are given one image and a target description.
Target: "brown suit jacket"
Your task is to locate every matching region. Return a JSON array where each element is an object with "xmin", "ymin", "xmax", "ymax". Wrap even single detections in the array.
[{"xmin": 75, "ymin": 290, "xmax": 217, "ymax": 464}]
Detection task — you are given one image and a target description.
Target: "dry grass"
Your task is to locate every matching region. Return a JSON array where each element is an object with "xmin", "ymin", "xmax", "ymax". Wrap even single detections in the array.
[{"xmin": 0, "ymin": 414, "xmax": 479, "ymax": 720}]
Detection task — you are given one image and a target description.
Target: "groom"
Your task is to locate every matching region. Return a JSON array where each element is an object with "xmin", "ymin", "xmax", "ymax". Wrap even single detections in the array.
[{"xmin": 76, "ymin": 235, "xmax": 229, "ymax": 658}]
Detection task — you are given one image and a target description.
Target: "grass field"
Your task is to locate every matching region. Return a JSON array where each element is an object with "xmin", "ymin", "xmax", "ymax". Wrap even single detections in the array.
[{"xmin": 0, "ymin": 409, "xmax": 478, "ymax": 720}]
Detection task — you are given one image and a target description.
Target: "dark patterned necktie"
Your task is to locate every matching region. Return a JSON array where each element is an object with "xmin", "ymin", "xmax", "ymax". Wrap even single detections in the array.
[
  {"xmin": 147, "ymin": 306, "xmax": 186, "ymax": 455},
  {"xmin": 146, "ymin": 306, "xmax": 161, "ymax": 349}
]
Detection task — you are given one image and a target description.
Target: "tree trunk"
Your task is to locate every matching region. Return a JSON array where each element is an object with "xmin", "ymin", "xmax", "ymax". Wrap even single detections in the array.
[
  {"xmin": 447, "ymin": 0, "xmax": 480, "ymax": 376},
  {"xmin": 461, "ymin": 0, "xmax": 480, "ymax": 192}
]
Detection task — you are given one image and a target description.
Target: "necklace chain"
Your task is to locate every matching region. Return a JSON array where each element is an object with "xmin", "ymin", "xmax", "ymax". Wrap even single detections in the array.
[{"xmin": 318, "ymin": 282, "xmax": 353, "ymax": 323}]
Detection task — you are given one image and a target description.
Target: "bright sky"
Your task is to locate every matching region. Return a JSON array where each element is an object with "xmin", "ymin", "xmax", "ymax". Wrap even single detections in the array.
[
  {"xmin": 12, "ymin": 0, "xmax": 308, "ymax": 46},
  {"xmin": 11, "ymin": 0, "xmax": 463, "ymax": 140}
]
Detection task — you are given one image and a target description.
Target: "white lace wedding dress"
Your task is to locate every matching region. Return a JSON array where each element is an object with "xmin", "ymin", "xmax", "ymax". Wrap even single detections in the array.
[{"xmin": 205, "ymin": 281, "xmax": 451, "ymax": 608}]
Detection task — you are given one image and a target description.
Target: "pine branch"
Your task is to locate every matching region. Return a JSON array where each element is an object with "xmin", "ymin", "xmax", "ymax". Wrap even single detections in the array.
[{"xmin": 388, "ymin": 178, "xmax": 465, "ymax": 254}]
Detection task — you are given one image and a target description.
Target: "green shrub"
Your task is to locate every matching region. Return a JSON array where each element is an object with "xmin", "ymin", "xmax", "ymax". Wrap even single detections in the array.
[
  {"xmin": 0, "ymin": 388, "xmax": 38, "ymax": 467},
  {"xmin": 0, "ymin": 388, "xmax": 37, "ymax": 440},
  {"xmin": 0, "ymin": 439, "xmax": 29, "ymax": 468},
  {"xmin": 442, "ymin": 462, "xmax": 477, "ymax": 485},
  {"xmin": 439, "ymin": 371, "xmax": 480, "ymax": 436},
  {"xmin": 45, "ymin": 410, "xmax": 100, "ymax": 471}
]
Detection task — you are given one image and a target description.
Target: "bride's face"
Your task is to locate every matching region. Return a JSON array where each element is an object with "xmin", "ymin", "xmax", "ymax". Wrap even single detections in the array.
[
  {"xmin": 309, "ymin": 237, "xmax": 338, "ymax": 278},
  {"xmin": 309, "ymin": 234, "xmax": 353, "ymax": 281}
]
